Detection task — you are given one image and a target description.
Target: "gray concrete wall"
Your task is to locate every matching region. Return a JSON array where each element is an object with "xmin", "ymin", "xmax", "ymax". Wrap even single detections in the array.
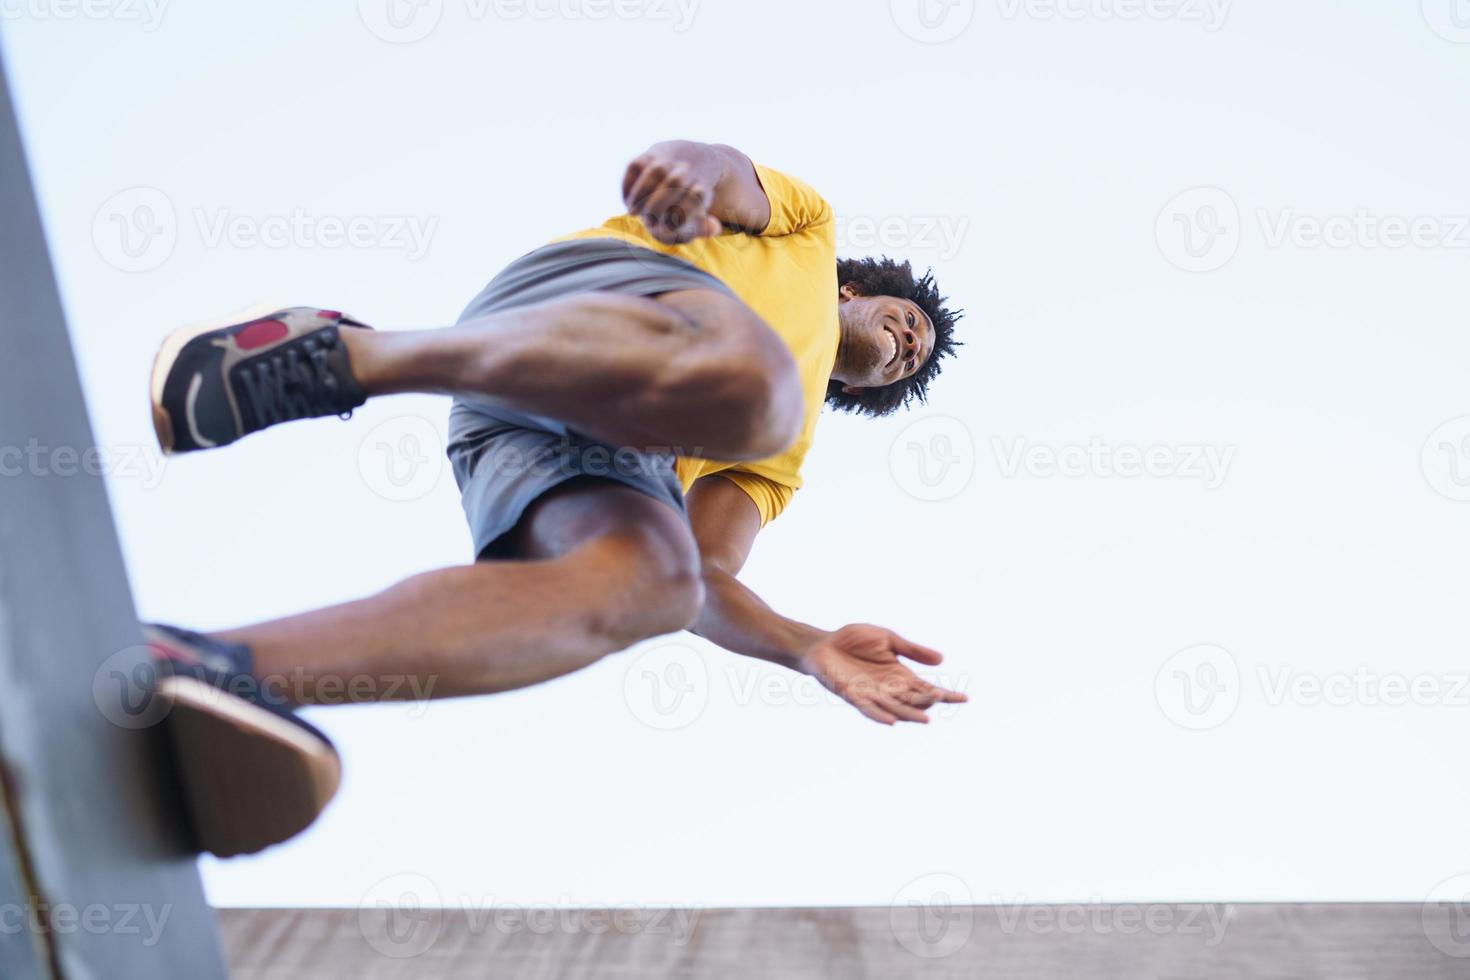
[{"xmin": 0, "ymin": 30, "xmax": 227, "ymax": 980}]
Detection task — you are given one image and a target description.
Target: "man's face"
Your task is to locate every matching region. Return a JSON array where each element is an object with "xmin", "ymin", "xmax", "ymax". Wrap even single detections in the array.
[{"xmin": 835, "ymin": 283, "xmax": 935, "ymax": 391}]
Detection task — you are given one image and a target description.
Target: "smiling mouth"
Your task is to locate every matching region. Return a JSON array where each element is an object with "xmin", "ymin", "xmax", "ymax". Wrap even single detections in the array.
[{"xmin": 881, "ymin": 327, "xmax": 900, "ymax": 369}]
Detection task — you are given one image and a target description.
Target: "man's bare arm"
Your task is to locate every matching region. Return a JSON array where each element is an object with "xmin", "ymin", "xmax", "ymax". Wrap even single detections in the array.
[
  {"xmin": 622, "ymin": 141, "xmax": 771, "ymax": 244},
  {"xmin": 685, "ymin": 475, "xmax": 823, "ymax": 672},
  {"xmin": 686, "ymin": 476, "xmax": 967, "ymax": 725}
]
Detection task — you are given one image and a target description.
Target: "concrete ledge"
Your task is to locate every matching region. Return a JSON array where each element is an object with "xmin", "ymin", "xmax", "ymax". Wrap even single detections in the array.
[{"xmin": 219, "ymin": 903, "xmax": 1468, "ymax": 979}]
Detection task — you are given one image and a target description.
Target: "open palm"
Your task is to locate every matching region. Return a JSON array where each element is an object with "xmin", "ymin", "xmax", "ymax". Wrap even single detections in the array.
[{"xmin": 800, "ymin": 624, "xmax": 967, "ymax": 725}]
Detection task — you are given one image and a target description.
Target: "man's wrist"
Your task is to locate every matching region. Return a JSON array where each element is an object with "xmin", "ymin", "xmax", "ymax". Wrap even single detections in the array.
[
  {"xmin": 647, "ymin": 140, "xmax": 724, "ymax": 187},
  {"xmin": 784, "ymin": 624, "xmax": 829, "ymax": 675}
]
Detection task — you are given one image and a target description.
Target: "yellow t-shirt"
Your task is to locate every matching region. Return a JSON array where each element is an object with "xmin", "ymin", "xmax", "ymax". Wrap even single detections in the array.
[{"xmin": 552, "ymin": 164, "xmax": 839, "ymax": 525}]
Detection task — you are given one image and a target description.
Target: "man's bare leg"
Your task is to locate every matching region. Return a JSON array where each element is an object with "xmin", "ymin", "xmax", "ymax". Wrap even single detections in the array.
[
  {"xmin": 157, "ymin": 288, "xmax": 796, "ymax": 702},
  {"xmin": 213, "ymin": 478, "xmax": 702, "ymax": 704},
  {"xmin": 343, "ymin": 289, "xmax": 802, "ymax": 461}
]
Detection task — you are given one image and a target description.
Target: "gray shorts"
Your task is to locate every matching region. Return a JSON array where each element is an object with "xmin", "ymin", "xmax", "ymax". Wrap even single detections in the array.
[{"xmin": 447, "ymin": 238, "xmax": 733, "ymax": 559}]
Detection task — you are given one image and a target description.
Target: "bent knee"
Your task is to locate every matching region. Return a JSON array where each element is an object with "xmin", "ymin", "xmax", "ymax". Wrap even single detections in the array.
[
  {"xmin": 722, "ymin": 352, "xmax": 804, "ymax": 459},
  {"xmin": 655, "ymin": 292, "xmax": 804, "ymax": 459},
  {"xmin": 574, "ymin": 523, "xmax": 704, "ymax": 646}
]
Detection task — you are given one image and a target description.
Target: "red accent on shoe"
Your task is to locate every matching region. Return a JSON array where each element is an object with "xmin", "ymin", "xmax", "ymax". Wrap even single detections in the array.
[
  {"xmin": 236, "ymin": 318, "xmax": 289, "ymax": 351},
  {"xmin": 317, "ymin": 310, "xmax": 341, "ymax": 319},
  {"xmin": 149, "ymin": 641, "xmax": 201, "ymax": 665}
]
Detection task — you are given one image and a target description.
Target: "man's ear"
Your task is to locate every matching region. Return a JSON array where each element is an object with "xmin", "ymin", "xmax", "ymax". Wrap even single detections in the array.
[
  {"xmin": 838, "ymin": 282, "xmax": 864, "ymax": 302},
  {"xmin": 840, "ymin": 383, "xmax": 864, "ymax": 394}
]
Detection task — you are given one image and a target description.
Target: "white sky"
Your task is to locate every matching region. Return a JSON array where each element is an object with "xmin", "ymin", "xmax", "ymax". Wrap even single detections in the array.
[{"xmin": 5, "ymin": 0, "xmax": 1470, "ymax": 911}]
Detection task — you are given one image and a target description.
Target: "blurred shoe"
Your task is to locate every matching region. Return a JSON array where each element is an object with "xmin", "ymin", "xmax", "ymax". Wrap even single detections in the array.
[{"xmin": 144, "ymin": 622, "xmax": 341, "ymax": 858}]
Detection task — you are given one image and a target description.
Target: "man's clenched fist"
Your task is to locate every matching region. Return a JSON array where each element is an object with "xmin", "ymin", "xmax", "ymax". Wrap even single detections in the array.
[{"xmin": 622, "ymin": 147, "xmax": 724, "ymax": 245}]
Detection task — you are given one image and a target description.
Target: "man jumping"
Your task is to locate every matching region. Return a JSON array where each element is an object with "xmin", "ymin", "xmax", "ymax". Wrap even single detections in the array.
[{"xmin": 143, "ymin": 140, "xmax": 965, "ymax": 857}]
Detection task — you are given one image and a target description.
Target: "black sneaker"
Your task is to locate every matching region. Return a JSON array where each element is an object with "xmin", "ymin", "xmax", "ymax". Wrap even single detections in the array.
[
  {"xmin": 149, "ymin": 305, "xmax": 372, "ymax": 454},
  {"xmin": 144, "ymin": 623, "xmax": 342, "ymax": 858}
]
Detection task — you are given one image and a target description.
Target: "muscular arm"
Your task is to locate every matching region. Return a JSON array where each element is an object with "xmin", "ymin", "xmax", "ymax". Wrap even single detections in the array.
[
  {"xmin": 686, "ymin": 475, "xmax": 822, "ymax": 672},
  {"xmin": 686, "ymin": 476, "xmax": 967, "ymax": 725},
  {"xmin": 622, "ymin": 141, "xmax": 771, "ymax": 243}
]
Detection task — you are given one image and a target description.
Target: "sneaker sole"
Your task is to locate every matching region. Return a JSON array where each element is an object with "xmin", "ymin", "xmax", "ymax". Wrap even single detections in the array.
[
  {"xmin": 158, "ymin": 675, "xmax": 342, "ymax": 858},
  {"xmin": 148, "ymin": 301, "xmax": 289, "ymax": 455}
]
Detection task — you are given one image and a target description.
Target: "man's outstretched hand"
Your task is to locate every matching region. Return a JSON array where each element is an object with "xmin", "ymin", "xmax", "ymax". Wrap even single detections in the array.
[{"xmin": 799, "ymin": 624, "xmax": 967, "ymax": 726}]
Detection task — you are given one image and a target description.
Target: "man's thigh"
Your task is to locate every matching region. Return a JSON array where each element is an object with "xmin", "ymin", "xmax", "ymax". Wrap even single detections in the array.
[
  {"xmin": 652, "ymin": 286, "xmax": 786, "ymax": 360},
  {"xmin": 500, "ymin": 474, "xmax": 699, "ymax": 572}
]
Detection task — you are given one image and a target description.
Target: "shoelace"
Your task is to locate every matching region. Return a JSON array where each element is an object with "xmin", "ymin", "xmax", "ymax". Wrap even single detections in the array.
[{"xmin": 235, "ymin": 333, "xmax": 346, "ymax": 426}]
